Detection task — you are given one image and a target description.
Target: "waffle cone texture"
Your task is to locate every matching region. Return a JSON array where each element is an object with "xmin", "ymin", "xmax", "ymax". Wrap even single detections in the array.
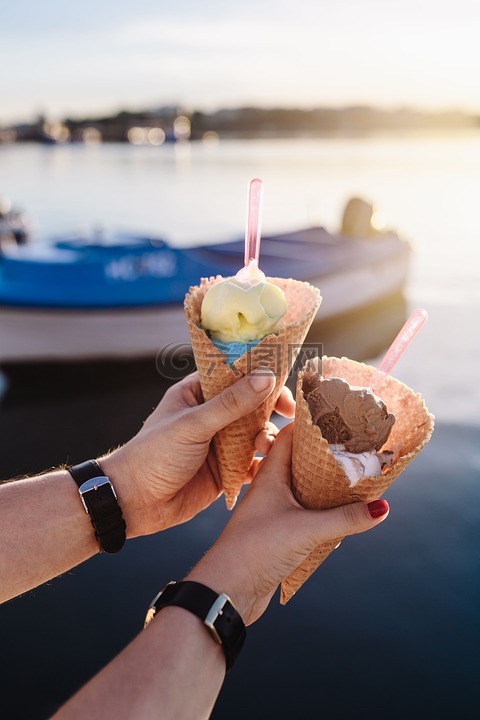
[
  {"xmin": 280, "ymin": 355, "xmax": 434, "ymax": 604},
  {"xmin": 184, "ymin": 276, "xmax": 321, "ymax": 509}
]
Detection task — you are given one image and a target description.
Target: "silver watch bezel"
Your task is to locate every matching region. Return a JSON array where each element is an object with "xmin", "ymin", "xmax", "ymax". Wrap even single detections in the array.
[{"xmin": 78, "ymin": 476, "xmax": 115, "ymax": 513}]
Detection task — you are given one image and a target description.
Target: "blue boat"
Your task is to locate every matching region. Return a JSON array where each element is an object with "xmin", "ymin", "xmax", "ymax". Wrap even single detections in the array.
[
  {"xmin": 0, "ymin": 227, "xmax": 406, "ymax": 307},
  {"xmin": 0, "ymin": 208, "xmax": 411, "ymax": 362}
]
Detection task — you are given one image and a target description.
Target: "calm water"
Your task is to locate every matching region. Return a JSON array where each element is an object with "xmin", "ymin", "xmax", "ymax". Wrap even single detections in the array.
[
  {"xmin": 2, "ymin": 136, "xmax": 480, "ymax": 423},
  {"xmin": 0, "ymin": 137, "xmax": 479, "ymax": 718}
]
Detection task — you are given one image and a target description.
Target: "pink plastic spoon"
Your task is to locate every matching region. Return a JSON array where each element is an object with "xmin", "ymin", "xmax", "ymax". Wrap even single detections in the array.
[
  {"xmin": 236, "ymin": 178, "xmax": 265, "ymax": 282},
  {"xmin": 371, "ymin": 308, "xmax": 428, "ymax": 392}
]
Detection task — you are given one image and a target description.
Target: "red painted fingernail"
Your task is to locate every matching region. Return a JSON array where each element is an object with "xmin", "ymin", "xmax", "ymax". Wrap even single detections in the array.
[{"xmin": 367, "ymin": 499, "xmax": 389, "ymax": 519}]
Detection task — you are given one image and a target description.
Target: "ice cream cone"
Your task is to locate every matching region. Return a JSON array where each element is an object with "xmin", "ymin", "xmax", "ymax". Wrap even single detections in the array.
[
  {"xmin": 184, "ymin": 276, "xmax": 321, "ymax": 509},
  {"xmin": 280, "ymin": 355, "xmax": 434, "ymax": 604}
]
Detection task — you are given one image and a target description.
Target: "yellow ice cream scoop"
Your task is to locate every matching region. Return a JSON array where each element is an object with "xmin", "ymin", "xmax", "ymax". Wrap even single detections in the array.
[
  {"xmin": 201, "ymin": 265, "xmax": 287, "ymax": 343},
  {"xmin": 202, "ymin": 178, "xmax": 287, "ymax": 343}
]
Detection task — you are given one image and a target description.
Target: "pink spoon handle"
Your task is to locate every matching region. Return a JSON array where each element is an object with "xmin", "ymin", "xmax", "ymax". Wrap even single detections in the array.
[
  {"xmin": 244, "ymin": 178, "xmax": 263, "ymax": 268},
  {"xmin": 371, "ymin": 308, "xmax": 428, "ymax": 392}
]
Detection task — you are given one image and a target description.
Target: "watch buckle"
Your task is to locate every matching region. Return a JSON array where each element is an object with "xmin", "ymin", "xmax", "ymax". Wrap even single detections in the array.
[{"xmin": 204, "ymin": 593, "xmax": 230, "ymax": 645}]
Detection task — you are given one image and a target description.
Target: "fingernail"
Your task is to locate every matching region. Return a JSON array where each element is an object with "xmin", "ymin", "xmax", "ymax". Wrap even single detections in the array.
[
  {"xmin": 248, "ymin": 368, "xmax": 274, "ymax": 392},
  {"xmin": 367, "ymin": 499, "xmax": 389, "ymax": 519}
]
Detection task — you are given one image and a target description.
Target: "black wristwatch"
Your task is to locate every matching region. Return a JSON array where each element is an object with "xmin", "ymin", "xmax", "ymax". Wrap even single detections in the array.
[
  {"xmin": 144, "ymin": 581, "xmax": 247, "ymax": 672},
  {"xmin": 68, "ymin": 459, "xmax": 126, "ymax": 554}
]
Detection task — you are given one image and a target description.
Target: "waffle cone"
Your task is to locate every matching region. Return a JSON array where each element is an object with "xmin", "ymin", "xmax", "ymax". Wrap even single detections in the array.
[
  {"xmin": 184, "ymin": 276, "xmax": 321, "ymax": 509},
  {"xmin": 280, "ymin": 355, "xmax": 434, "ymax": 604}
]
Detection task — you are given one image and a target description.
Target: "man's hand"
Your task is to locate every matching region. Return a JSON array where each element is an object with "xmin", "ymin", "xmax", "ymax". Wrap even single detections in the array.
[{"xmin": 101, "ymin": 369, "xmax": 295, "ymax": 538}]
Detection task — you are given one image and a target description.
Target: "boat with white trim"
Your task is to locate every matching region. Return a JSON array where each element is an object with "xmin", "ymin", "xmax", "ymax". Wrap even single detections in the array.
[{"xmin": 0, "ymin": 201, "xmax": 411, "ymax": 362}]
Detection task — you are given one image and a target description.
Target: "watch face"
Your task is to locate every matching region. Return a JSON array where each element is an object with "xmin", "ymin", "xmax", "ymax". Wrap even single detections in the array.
[
  {"xmin": 78, "ymin": 477, "xmax": 112, "ymax": 513},
  {"xmin": 144, "ymin": 607, "xmax": 156, "ymax": 628},
  {"xmin": 143, "ymin": 583, "xmax": 175, "ymax": 629},
  {"xmin": 78, "ymin": 476, "xmax": 110, "ymax": 494}
]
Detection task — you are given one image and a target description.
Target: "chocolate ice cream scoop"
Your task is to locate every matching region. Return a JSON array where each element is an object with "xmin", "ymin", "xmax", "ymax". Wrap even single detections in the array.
[{"xmin": 305, "ymin": 377, "xmax": 395, "ymax": 453}]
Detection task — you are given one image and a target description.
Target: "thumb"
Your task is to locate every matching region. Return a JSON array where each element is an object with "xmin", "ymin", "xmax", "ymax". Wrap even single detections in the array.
[
  {"xmin": 194, "ymin": 368, "xmax": 276, "ymax": 438},
  {"xmin": 253, "ymin": 421, "xmax": 294, "ymax": 485},
  {"xmin": 305, "ymin": 499, "xmax": 390, "ymax": 547}
]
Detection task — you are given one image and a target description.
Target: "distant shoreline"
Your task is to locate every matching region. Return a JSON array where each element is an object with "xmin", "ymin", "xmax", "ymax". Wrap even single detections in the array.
[{"xmin": 2, "ymin": 105, "xmax": 478, "ymax": 145}]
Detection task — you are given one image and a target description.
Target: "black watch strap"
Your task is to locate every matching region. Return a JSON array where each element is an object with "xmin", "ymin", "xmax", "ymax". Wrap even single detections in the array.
[
  {"xmin": 69, "ymin": 460, "xmax": 126, "ymax": 554},
  {"xmin": 144, "ymin": 581, "xmax": 247, "ymax": 672}
]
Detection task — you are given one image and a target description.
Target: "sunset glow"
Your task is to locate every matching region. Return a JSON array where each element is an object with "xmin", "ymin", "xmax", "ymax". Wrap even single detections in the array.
[{"xmin": 1, "ymin": 0, "xmax": 480, "ymax": 123}]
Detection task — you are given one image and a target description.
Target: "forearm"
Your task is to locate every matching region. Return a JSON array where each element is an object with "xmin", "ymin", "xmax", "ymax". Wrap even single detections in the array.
[
  {"xmin": 53, "ymin": 550, "xmax": 254, "ymax": 720},
  {"xmin": 53, "ymin": 605, "xmax": 226, "ymax": 720},
  {"xmin": 0, "ymin": 470, "xmax": 98, "ymax": 603}
]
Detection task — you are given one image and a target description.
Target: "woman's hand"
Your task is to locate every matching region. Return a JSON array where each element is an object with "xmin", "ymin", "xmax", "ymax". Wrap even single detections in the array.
[
  {"xmin": 101, "ymin": 369, "xmax": 295, "ymax": 538},
  {"xmin": 49, "ymin": 406, "xmax": 389, "ymax": 720},
  {"xmin": 187, "ymin": 422, "xmax": 390, "ymax": 624}
]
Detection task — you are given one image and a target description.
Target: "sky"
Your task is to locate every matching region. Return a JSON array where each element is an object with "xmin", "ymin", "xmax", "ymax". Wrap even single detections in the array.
[{"xmin": 1, "ymin": 0, "xmax": 480, "ymax": 124}]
